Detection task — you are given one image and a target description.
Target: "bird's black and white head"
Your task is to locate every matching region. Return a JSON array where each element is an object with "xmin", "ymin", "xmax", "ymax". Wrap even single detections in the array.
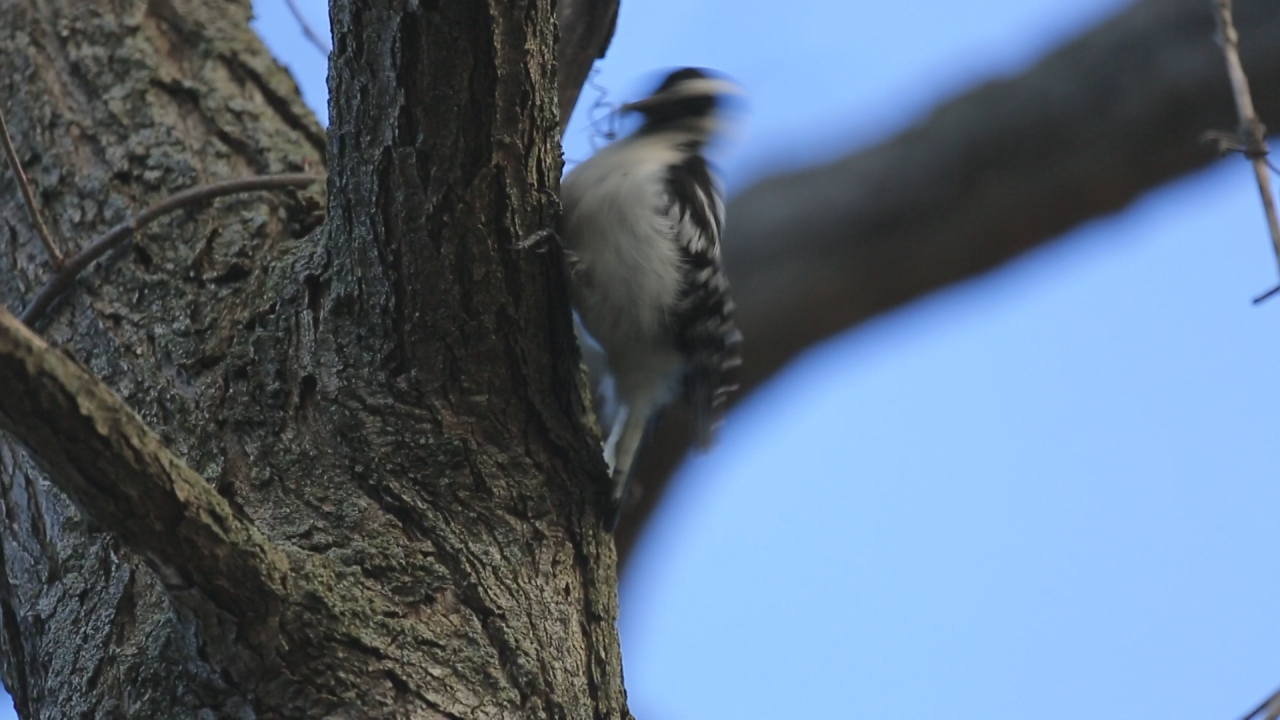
[{"xmin": 622, "ymin": 67, "xmax": 744, "ymax": 142}]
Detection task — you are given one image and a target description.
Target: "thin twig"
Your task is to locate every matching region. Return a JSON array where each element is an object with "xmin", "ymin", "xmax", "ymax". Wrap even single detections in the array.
[
  {"xmin": 0, "ymin": 106, "xmax": 64, "ymax": 266},
  {"xmin": 283, "ymin": 0, "xmax": 331, "ymax": 55},
  {"xmin": 1251, "ymin": 284, "xmax": 1280, "ymax": 303},
  {"xmin": 1242, "ymin": 686, "xmax": 1280, "ymax": 720},
  {"xmin": 20, "ymin": 173, "xmax": 322, "ymax": 325},
  {"xmin": 1211, "ymin": 0, "xmax": 1280, "ymax": 303}
]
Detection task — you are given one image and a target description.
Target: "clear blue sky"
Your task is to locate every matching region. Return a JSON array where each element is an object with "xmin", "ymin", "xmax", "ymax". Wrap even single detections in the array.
[{"xmin": 9, "ymin": 1, "xmax": 1279, "ymax": 716}]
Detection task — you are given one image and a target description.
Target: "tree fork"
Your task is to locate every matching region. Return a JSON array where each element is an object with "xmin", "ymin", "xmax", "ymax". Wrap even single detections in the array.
[{"xmin": 0, "ymin": 0, "xmax": 626, "ymax": 717}]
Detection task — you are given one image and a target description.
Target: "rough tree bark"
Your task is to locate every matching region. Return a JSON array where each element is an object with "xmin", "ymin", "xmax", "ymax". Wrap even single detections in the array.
[{"xmin": 0, "ymin": 0, "xmax": 627, "ymax": 718}]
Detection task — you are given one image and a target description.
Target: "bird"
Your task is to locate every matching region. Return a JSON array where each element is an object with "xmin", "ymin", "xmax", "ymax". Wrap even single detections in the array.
[{"xmin": 560, "ymin": 67, "xmax": 744, "ymax": 530}]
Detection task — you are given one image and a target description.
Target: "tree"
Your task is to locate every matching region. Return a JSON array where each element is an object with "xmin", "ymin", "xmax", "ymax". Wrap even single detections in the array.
[
  {"xmin": 1, "ymin": 0, "xmax": 625, "ymax": 715},
  {"xmin": 1, "ymin": 0, "xmax": 1278, "ymax": 717}
]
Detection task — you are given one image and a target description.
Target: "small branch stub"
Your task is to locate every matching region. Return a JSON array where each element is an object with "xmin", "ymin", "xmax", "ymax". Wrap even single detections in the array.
[{"xmin": 20, "ymin": 173, "xmax": 322, "ymax": 325}]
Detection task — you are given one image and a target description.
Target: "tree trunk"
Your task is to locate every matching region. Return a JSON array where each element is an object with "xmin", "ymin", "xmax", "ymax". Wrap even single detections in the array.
[{"xmin": 0, "ymin": 0, "xmax": 626, "ymax": 717}]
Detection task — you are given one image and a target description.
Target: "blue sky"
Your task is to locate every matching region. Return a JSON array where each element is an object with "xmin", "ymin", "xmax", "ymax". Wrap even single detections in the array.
[{"xmin": 7, "ymin": 0, "xmax": 1279, "ymax": 716}]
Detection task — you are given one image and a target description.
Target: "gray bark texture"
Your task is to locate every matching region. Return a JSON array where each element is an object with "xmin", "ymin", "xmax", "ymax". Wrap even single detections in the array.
[
  {"xmin": 0, "ymin": 0, "xmax": 628, "ymax": 718},
  {"xmin": 614, "ymin": 0, "xmax": 1280, "ymax": 560}
]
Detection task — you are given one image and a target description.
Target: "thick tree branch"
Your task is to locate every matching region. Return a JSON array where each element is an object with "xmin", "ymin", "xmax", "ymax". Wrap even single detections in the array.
[
  {"xmin": 616, "ymin": 0, "xmax": 1280, "ymax": 560},
  {"xmin": 557, "ymin": 0, "xmax": 619, "ymax": 130},
  {"xmin": 0, "ymin": 308, "xmax": 289, "ymax": 627}
]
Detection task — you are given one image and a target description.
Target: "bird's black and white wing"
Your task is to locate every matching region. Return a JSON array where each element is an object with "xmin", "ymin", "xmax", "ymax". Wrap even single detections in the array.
[
  {"xmin": 559, "ymin": 67, "xmax": 744, "ymax": 529},
  {"xmin": 665, "ymin": 154, "xmax": 742, "ymax": 447}
]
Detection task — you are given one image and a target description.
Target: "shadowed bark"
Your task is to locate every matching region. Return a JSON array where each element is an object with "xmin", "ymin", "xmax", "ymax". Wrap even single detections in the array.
[
  {"xmin": 0, "ymin": 308, "xmax": 289, "ymax": 637},
  {"xmin": 0, "ymin": 0, "xmax": 628, "ymax": 717},
  {"xmin": 557, "ymin": 0, "xmax": 620, "ymax": 132},
  {"xmin": 614, "ymin": 0, "xmax": 1280, "ymax": 561}
]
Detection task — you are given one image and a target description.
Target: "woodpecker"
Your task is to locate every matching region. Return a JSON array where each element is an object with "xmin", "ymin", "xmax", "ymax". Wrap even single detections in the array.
[{"xmin": 561, "ymin": 68, "xmax": 744, "ymax": 530}]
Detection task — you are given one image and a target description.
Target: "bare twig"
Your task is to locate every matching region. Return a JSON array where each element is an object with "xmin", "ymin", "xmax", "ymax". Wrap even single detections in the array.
[
  {"xmin": 1202, "ymin": 128, "xmax": 1249, "ymax": 154},
  {"xmin": 1212, "ymin": 0, "xmax": 1280, "ymax": 303},
  {"xmin": 0, "ymin": 106, "xmax": 64, "ymax": 266},
  {"xmin": 1252, "ymin": 285, "xmax": 1280, "ymax": 303},
  {"xmin": 1242, "ymin": 686, "xmax": 1280, "ymax": 720},
  {"xmin": 283, "ymin": 0, "xmax": 331, "ymax": 55},
  {"xmin": 20, "ymin": 173, "xmax": 322, "ymax": 325}
]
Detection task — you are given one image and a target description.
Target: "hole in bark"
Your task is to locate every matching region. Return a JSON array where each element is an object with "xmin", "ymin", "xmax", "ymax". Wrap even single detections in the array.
[
  {"xmin": 195, "ymin": 352, "xmax": 227, "ymax": 370},
  {"xmin": 304, "ymin": 273, "xmax": 324, "ymax": 332},
  {"xmin": 210, "ymin": 261, "xmax": 251, "ymax": 284},
  {"xmin": 132, "ymin": 243, "xmax": 154, "ymax": 270},
  {"xmin": 299, "ymin": 373, "xmax": 317, "ymax": 419}
]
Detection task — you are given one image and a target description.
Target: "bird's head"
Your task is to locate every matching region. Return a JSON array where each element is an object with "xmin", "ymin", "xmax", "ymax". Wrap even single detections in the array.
[{"xmin": 622, "ymin": 68, "xmax": 745, "ymax": 138}]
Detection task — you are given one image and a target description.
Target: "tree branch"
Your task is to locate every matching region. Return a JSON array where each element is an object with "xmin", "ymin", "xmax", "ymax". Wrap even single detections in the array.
[
  {"xmin": 1243, "ymin": 686, "xmax": 1280, "ymax": 720},
  {"xmin": 0, "ymin": 308, "xmax": 290, "ymax": 626},
  {"xmin": 616, "ymin": 0, "xmax": 1280, "ymax": 560},
  {"xmin": 557, "ymin": 0, "xmax": 619, "ymax": 131},
  {"xmin": 284, "ymin": 0, "xmax": 332, "ymax": 55},
  {"xmin": 20, "ymin": 173, "xmax": 322, "ymax": 326},
  {"xmin": 1209, "ymin": 0, "xmax": 1280, "ymax": 302}
]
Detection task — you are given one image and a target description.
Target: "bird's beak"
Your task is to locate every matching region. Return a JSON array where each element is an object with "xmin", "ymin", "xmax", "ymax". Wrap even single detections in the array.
[{"xmin": 619, "ymin": 97, "xmax": 658, "ymax": 114}]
